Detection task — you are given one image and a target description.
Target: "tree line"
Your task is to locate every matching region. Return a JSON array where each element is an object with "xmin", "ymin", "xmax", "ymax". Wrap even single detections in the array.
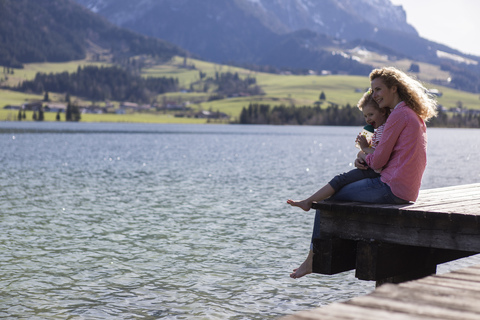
[
  {"xmin": 437, "ymin": 61, "xmax": 480, "ymax": 94},
  {"xmin": 238, "ymin": 103, "xmax": 480, "ymax": 128},
  {"xmin": 17, "ymin": 66, "xmax": 179, "ymax": 103},
  {"xmin": 193, "ymin": 71, "xmax": 263, "ymax": 100},
  {"xmin": 239, "ymin": 103, "xmax": 365, "ymax": 126},
  {"xmin": 428, "ymin": 109, "xmax": 480, "ymax": 128}
]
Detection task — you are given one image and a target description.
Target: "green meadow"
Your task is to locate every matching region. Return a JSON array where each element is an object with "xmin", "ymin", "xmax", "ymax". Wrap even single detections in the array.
[{"xmin": 1, "ymin": 56, "xmax": 480, "ymax": 123}]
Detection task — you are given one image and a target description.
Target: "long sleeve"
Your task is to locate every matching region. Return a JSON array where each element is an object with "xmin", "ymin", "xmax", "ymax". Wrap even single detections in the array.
[{"xmin": 365, "ymin": 102, "xmax": 427, "ymax": 201}]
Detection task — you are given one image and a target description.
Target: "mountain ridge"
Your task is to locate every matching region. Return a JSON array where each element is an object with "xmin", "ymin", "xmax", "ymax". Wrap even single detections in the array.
[
  {"xmin": 72, "ymin": 0, "xmax": 480, "ymax": 93},
  {"xmin": 71, "ymin": 0, "xmax": 480, "ymax": 66}
]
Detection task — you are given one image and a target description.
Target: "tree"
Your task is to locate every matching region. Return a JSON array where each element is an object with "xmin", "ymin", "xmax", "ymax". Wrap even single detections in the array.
[
  {"xmin": 17, "ymin": 109, "xmax": 22, "ymax": 121},
  {"xmin": 43, "ymin": 91, "xmax": 50, "ymax": 102},
  {"xmin": 38, "ymin": 107, "xmax": 44, "ymax": 121},
  {"xmin": 66, "ymin": 102, "xmax": 81, "ymax": 122},
  {"xmin": 408, "ymin": 63, "xmax": 420, "ymax": 73},
  {"xmin": 72, "ymin": 104, "xmax": 81, "ymax": 122},
  {"xmin": 319, "ymin": 91, "xmax": 326, "ymax": 100},
  {"xmin": 56, "ymin": 111, "xmax": 61, "ymax": 121}
]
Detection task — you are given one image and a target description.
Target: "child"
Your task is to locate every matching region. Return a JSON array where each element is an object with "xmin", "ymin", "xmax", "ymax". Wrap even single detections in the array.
[{"xmin": 287, "ymin": 91, "xmax": 389, "ymax": 212}]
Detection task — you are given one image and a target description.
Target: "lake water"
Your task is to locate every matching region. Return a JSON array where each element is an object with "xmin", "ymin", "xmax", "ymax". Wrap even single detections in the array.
[{"xmin": 1, "ymin": 122, "xmax": 480, "ymax": 319}]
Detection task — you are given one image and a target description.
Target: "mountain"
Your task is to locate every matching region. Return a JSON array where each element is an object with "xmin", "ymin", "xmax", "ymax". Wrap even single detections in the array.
[
  {"xmin": 72, "ymin": 0, "xmax": 480, "ymax": 92},
  {"xmin": 70, "ymin": 0, "xmax": 426, "ymax": 63},
  {"xmin": 0, "ymin": 0, "xmax": 186, "ymax": 68}
]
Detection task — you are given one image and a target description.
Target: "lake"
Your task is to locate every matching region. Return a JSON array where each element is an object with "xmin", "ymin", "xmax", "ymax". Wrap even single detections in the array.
[{"xmin": 1, "ymin": 122, "xmax": 480, "ymax": 319}]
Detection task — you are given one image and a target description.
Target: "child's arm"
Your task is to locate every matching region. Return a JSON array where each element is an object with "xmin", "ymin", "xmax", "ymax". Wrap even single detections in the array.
[{"xmin": 356, "ymin": 134, "xmax": 374, "ymax": 154}]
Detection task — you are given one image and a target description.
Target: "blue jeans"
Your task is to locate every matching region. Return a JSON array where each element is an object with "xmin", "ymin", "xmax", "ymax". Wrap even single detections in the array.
[
  {"xmin": 311, "ymin": 177, "xmax": 408, "ymax": 246},
  {"xmin": 328, "ymin": 168, "xmax": 380, "ymax": 192}
]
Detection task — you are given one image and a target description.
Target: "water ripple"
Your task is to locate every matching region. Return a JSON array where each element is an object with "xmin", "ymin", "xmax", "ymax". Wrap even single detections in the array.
[{"xmin": 1, "ymin": 123, "xmax": 480, "ymax": 319}]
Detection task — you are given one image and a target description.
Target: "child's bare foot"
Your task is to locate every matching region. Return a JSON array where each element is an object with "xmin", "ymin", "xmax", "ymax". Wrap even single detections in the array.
[
  {"xmin": 290, "ymin": 251, "xmax": 313, "ymax": 279},
  {"xmin": 287, "ymin": 199, "xmax": 312, "ymax": 211}
]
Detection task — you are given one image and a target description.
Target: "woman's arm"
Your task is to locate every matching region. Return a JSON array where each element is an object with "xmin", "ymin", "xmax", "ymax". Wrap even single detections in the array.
[
  {"xmin": 365, "ymin": 110, "xmax": 406, "ymax": 170},
  {"xmin": 355, "ymin": 151, "xmax": 368, "ymax": 170}
]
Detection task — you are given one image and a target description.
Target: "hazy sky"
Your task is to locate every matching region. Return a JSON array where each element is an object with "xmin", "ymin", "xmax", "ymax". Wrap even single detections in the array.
[{"xmin": 390, "ymin": 0, "xmax": 480, "ymax": 56}]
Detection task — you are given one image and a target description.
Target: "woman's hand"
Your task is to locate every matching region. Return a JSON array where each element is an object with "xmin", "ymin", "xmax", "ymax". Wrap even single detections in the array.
[{"xmin": 355, "ymin": 152, "xmax": 368, "ymax": 170}]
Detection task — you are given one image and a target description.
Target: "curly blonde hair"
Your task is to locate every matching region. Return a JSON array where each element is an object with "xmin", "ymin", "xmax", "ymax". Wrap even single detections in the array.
[{"xmin": 370, "ymin": 67, "xmax": 438, "ymax": 121}]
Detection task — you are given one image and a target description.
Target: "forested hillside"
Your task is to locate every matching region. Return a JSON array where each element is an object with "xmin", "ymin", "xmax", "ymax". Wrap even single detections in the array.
[
  {"xmin": 0, "ymin": 0, "xmax": 185, "ymax": 68},
  {"xmin": 17, "ymin": 66, "xmax": 179, "ymax": 103}
]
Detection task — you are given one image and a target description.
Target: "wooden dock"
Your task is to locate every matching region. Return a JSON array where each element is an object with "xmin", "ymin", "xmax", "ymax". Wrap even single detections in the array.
[
  {"xmin": 311, "ymin": 183, "xmax": 480, "ymax": 285},
  {"xmin": 281, "ymin": 263, "xmax": 480, "ymax": 320},
  {"xmin": 280, "ymin": 183, "xmax": 480, "ymax": 319}
]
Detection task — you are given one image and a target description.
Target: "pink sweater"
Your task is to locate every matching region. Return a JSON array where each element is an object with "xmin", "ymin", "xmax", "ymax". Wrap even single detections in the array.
[{"xmin": 365, "ymin": 102, "xmax": 427, "ymax": 202}]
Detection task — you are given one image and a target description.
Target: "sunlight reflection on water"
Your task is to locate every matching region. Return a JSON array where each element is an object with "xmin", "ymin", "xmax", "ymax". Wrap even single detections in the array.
[{"xmin": 1, "ymin": 123, "xmax": 479, "ymax": 319}]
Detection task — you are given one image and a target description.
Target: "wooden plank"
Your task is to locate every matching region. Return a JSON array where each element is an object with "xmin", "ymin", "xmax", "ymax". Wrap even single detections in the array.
[
  {"xmin": 417, "ymin": 187, "xmax": 480, "ymax": 198},
  {"xmin": 410, "ymin": 200, "xmax": 480, "ymax": 213},
  {"xmin": 280, "ymin": 301, "xmax": 439, "ymax": 320},
  {"xmin": 371, "ymin": 284, "xmax": 480, "ymax": 313},
  {"xmin": 417, "ymin": 183, "xmax": 480, "ymax": 195},
  {"xmin": 434, "ymin": 272, "xmax": 480, "ymax": 283},
  {"xmin": 280, "ymin": 302, "xmax": 438, "ymax": 320},
  {"xmin": 347, "ymin": 293, "xmax": 480, "ymax": 320},
  {"xmin": 318, "ymin": 215, "xmax": 480, "ymax": 251},
  {"xmin": 411, "ymin": 197, "xmax": 480, "ymax": 208},
  {"xmin": 414, "ymin": 276, "xmax": 480, "ymax": 292},
  {"xmin": 401, "ymin": 281, "xmax": 480, "ymax": 299}
]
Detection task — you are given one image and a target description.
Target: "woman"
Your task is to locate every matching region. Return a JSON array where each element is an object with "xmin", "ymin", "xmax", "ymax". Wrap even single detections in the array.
[
  {"xmin": 290, "ymin": 67, "xmax": 438, "ymax": 279},
  {"xmin": 287, "ymin": 91, "xmax": 390, "ymax": 212}
]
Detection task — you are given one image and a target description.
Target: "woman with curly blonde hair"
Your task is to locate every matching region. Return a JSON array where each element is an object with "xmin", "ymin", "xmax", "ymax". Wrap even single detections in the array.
[
  {"xmin": 369, "ymin": 66, "xmax": 437, "ymax": 121},
  {"xmin": 288, "ymin": 67, "xmax": 438, "ymax": 279},
  {"xmin": 358, "ymin": 66, "xmax": 438, "ymax": 202}
]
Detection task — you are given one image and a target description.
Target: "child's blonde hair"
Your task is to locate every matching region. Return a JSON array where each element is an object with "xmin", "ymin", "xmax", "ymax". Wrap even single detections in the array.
[
  {"xmin": 369, "ymin": 67, "xmax": 438, "ymax": 121},
  {"xmin": 357, "ymin": 91, "xmax": 390, "ymax": 116},
  {"xmin": 357, "ymin": 91, "xmax": 375, "ymax": 111}
]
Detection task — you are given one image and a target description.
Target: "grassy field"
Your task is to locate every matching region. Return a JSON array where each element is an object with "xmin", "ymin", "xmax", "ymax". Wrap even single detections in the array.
[
  {"xmin": 148, "ymin": 56, "xmax": 480, "ymax": 115},
  {"xmin": 1, "ymin": 56, "xmax": 480, "ymax": 124}
]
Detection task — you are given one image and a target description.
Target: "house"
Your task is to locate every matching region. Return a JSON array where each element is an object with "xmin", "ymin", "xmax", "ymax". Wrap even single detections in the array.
[
  {"xmin": 119, "ymin": 102, "xmax": 152, "ymax": 112},
  {"xmin": 195, "ymin": 110, "xmax": 229, "ymax": 119},
  {"xmin": 44, "ymin": 103, "xmax": 67, "ymax": 113},
  {"xmin": 428, "ymin": 89, "xmax": 443, "ymax": 97},
  {"xmin": 80, "ymin": 105, "xmax": 106, "ymax": 114},
  {"xmin": 3, "ymin": 105, "xmax": 21, "ymax": 110},
  {"xmin": 21, "ymin": 101, "xmax": 42, "ymax": 111},
  {"xmin": 120, "ymin": 102, "xmax": 139, "ymax": 111}
]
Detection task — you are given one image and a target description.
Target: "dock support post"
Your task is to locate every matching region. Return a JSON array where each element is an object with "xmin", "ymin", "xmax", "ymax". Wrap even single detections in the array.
[
  {"xmin": 355, "ymin": 241, "xmax": 476, "ymax": 286},
  {"xmin": 312, "ymin": 237, "xmax": 356, "ymax": 274}
]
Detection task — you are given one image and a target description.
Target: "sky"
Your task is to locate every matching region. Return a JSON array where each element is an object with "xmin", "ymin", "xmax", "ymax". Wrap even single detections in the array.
[{"xmin": 390, "ymin": 0, "xmax": 480, "ymax": 57}]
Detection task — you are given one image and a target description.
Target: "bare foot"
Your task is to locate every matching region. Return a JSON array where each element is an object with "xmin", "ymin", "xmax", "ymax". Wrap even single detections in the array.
[
  {"xmin": 290, "ymin": 251, "xmax": 313, "ymax": 279},
  {"xmin": 287, "ymin": 199, "xmax": 312, "ymax": 211}
]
